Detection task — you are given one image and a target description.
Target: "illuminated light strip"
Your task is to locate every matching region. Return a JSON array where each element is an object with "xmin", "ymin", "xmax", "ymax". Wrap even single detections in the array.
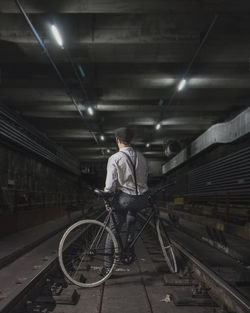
[
  {"xmin": 51, "ymin": 24, "xmax": 63, "ymax": 47},
  {"xmin": 177, "ymin": 79, "xmax": 186, "ymax": 91}
]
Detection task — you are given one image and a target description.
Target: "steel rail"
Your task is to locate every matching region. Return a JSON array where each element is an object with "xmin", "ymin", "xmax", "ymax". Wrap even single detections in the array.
[
  {"xmin": 171, "ymin": 239, "xmax": 250, "ymax": 312},
  {"xmin": 138, "ymin": 211, "xmax": 250, "ymax": 313},
  {"xmin": 0, "ymin": 209, "xmax": 105, "ymax": 313}
]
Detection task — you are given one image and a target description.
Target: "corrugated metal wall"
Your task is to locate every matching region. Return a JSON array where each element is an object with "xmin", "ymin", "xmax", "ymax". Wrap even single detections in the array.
[{"xmin": 163, "ymin": 145, "xmax": 250, "ymax": 205}]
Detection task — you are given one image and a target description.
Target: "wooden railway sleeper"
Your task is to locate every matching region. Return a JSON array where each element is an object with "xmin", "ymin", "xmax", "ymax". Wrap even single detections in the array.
[{"xmin": 192, "ymin": 281, "xmax": 211, "ymax": 298}]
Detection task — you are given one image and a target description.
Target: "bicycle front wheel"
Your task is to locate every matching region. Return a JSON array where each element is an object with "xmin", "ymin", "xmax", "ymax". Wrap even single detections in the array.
[
  {"xmin": 58, "ymin": 219, "xmax": 118, "ymax": 288},
  {"xmin": 156, "ymin": 218, "xmax": 177, "ymax": 273}
]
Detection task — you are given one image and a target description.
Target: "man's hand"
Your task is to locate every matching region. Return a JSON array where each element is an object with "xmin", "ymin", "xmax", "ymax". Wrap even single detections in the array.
[
  {"xmin": 105, "ymin": 204, "xmax": 111, "ymax": 211},
  {"xmin": 104, "ymin": 200, "xmax": 111, "ymax": 211}
]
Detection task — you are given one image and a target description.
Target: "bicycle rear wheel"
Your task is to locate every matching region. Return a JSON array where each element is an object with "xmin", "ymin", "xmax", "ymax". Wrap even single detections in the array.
[
  {"xmin": 58, "ymin": 219, "xmax": 118, "ymax": 287},
  {"xmin": 156, "ymin": 218, "xmax": 177, "ymax": 273}
]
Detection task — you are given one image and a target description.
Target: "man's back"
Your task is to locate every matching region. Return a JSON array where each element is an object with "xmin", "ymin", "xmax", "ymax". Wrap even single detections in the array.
[
  {"xmin": 102, "ymin": 127, "xmax": 149, "ymax": 272},
  {"xmin": 105, "ymin": 147, "xmax": 148, "ymax": 195}
]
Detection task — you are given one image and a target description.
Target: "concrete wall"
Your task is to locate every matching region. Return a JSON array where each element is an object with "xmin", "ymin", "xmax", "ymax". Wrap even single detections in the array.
[{"xmin": 0, "ymin": 143, "xmax": 87, "ymax": 237}]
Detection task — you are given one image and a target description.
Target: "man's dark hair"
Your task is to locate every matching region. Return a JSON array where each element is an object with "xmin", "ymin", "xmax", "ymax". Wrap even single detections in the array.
[{"xmin": 115, "ymin": 127, "xmax": 134, "ymax": 145}]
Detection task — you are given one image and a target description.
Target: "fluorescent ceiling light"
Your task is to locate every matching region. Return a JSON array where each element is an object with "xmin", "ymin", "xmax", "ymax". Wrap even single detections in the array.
[
  {"xmin": 177, "ymin": 79, "xmax": 186, "ymax": 91},
  {"xmin": 155, "ymin": 123, "xmax": 161, "ymax": 130},
  {"xmin": 87, "ymin": 107, "xmax": 94, "ymax": 116},
  {"xmin": 100, "ymin": 135, "xmax": 105, "ymax": 141},
  {"xmin": 146, "ymin": 143, "xmax": 150, "ymax": 148},
  {"xmin": 51, "ymin": 24, "xmax": 63, "ymax": 47}
]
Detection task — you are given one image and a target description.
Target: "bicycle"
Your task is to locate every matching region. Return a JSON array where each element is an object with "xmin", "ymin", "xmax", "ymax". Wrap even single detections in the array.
[{"xmin": 58, "ymin": 188, "xmax": 177, "ymax": 288}]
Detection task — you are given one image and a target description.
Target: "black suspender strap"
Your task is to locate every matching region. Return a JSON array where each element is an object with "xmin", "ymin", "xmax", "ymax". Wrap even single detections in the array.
[{"xmin": 120, "ymin": 150, "xmax": 138, "ymax": 195}]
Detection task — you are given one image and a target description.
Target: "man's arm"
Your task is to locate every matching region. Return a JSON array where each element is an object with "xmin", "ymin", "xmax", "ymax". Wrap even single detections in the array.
[{"xmin": 104, "ymin": 156, "xmax": 118, "ymax": 193}]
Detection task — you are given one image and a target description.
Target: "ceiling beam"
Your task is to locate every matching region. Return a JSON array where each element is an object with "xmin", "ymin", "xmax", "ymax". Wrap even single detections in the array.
[
  {"xmin": 23, "ymin": 115, "xmax": 213, "ymax": 128},
  {"xmin": 2, "ymin": 87, "xmax": 250, "ymax": 101},
  {"xmin": 2, "ymin": 42, "xmax": 250, "ymax": 63},
  {"xmin": 2, "ymin": 62, "xmax": 249, "ymax": 75},
  {"xmin": 1, "ymin": 1, "xmax": 250, "ymax": 13},
  {"xmin": 45, "ymin": 126, "xmax": 207, "ymax": 138},
  {"xmin": 3, "ymin": 76, "xmax": 250, "ymax": 89},
  {"xmin": 5, "ymin": 99, "xmax": 249, "ymax": 112}
]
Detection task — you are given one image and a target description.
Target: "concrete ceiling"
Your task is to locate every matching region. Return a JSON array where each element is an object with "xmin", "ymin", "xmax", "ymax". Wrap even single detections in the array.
[{"xmin": 1, "ymin": 0, "xmax": 250, "ymax": 163}]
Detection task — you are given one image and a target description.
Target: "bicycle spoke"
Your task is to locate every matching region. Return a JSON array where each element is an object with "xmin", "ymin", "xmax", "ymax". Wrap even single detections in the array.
[{"xmin": 59, "ymin": 219, "xmax": 118, "ymax": 287}]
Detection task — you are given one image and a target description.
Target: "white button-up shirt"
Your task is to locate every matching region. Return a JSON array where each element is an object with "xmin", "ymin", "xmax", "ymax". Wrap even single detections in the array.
[{"xmin": 104, "ymin": 147, "xmax": 148, "ymax": 195}]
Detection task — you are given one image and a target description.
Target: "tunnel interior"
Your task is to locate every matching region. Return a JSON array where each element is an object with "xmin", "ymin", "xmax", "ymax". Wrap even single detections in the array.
[{"xmin": 0, "ymin": 1, "xmax": 250, "ymax": 313}]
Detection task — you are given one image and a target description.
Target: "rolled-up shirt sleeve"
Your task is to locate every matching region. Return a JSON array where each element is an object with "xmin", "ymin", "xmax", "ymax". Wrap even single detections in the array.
[{"xmin": 104, "ymin": 156, "xmax": 118, "ymax": 193}]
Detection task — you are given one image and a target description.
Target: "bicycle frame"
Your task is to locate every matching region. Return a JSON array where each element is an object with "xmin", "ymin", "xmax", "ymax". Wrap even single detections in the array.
[
  {"xmin": 127, "ymin": 206, "xmax": 156, "ymax": 249},
  {"xmin": 58, "ymin": 191, "xmax": 178, "ymax": 288},
  {"xmin": 102, "ymin": 199, "xmax": 158, "ymax": 253}
]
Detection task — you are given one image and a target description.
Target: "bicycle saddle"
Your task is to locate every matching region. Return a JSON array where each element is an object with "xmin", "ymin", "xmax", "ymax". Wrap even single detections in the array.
[{"xmin": 94, "ymin": 188, "xmax": 113, "ymax": 200}]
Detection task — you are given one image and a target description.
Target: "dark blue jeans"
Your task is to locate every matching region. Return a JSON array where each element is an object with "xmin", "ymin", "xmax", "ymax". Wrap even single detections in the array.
[{"xmin": 104, "ymin": 190, "xmax": 149, "ymax": 268}]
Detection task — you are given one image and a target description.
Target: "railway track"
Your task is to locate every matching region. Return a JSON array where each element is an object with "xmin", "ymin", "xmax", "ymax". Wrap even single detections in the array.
[
  {"xmin": 0, "ymin": 208, "xmax": 104, "ymax": 313},
  {"xmin": 140, "ymin": 212, "xmax": 250, "ymax": 313},
  {"xmin": 0, "ymin": 209, "xmax": 249, "ymax": 313}
]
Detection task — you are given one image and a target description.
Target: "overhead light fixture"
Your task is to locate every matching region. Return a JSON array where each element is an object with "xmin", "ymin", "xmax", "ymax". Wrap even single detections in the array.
[
  {"xmin": 100, "ymin": 135, "xmax": 105, "ymax": 141},
  {"xmin": 51, "ymin": 24, "xmax": 63, "ymax": 47},
  {"xmin": 107, "ymin": 149, "xmax": 110, "ymax": 153},
  {"xmin": 87, "ymin": 107, "xmax": 94, "ymax": 116},
  {"xmin": 78, "ymin": 64, "xmax": 85, "ymax": 78},
  {"xmin": 146, "ymin": 143, "xmax": 150, "ymax": 148},
  {"xmin": 155, "ymin": 123, "xmax": 161, "ymax": 130},
  {"xmin": 177, "ymin": 78, "xmax": 186, "ymax": 91}
]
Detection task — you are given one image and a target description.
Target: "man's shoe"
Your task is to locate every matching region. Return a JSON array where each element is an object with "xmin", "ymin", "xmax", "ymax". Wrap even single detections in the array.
[
  {"xmin": 121, "ymin": 247, "xmax": 136, "ymax": 265},
  {"xmin": 99, "ymin": 266, "xmax": 111, "ymax": 277},
  {"xmin": 123, "ymin": 252, "xmax": 135, "ymax": 265}
]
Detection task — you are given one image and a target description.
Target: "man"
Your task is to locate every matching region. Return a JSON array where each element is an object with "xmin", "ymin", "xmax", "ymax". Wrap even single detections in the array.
[{"xmin": 101, "ymin": 127, "xmax": 149, "ymax": 275}]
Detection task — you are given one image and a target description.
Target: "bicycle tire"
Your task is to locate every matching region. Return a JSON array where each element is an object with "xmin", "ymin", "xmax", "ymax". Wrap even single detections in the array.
[
  {"xmin": 58, "ymin": 219, "xmax": 119, "ymax": 288},
  {"xmin": 156, "ymin": 218, "xmax": 177, "ymax": 273}
]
